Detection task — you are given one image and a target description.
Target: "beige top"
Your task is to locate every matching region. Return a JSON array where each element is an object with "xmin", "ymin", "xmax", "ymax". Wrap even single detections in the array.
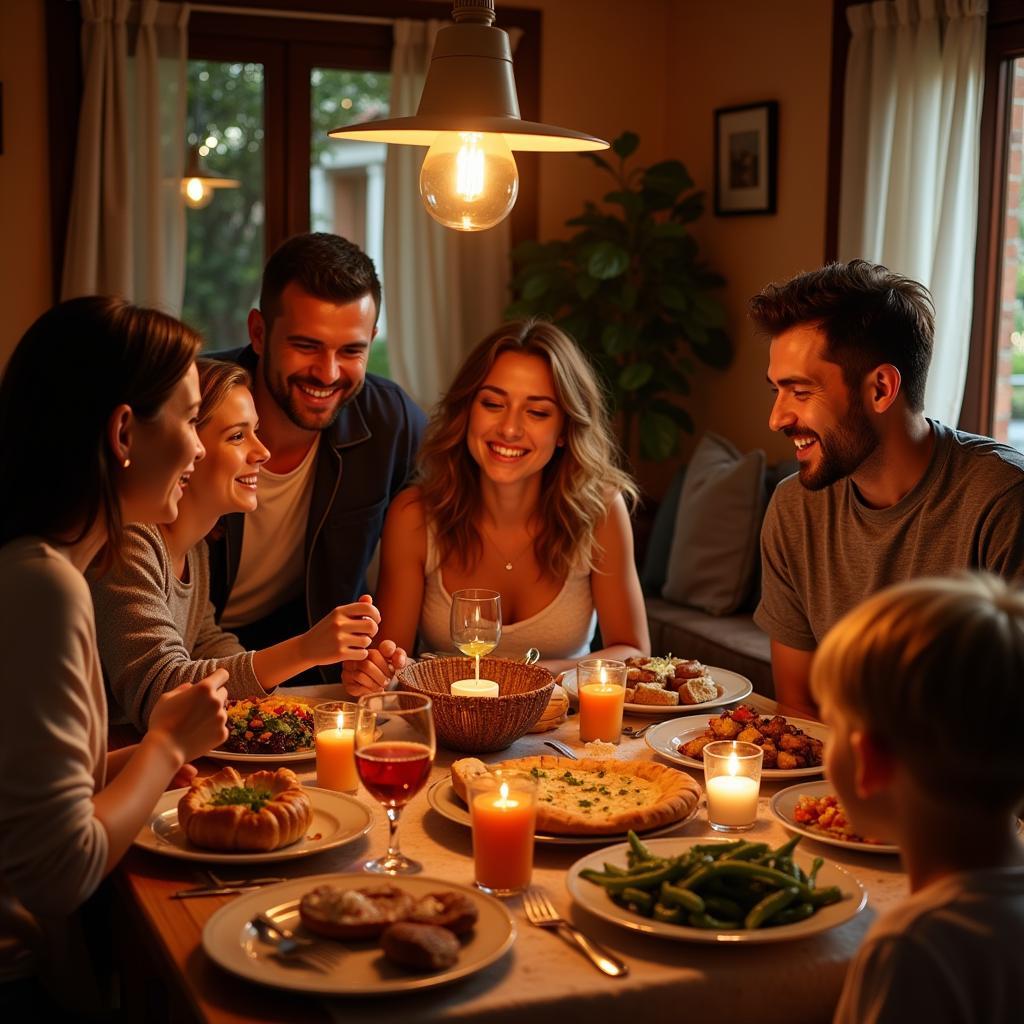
[
  {"xmin": 222, "ymin": 436, "xmax": 319, "ymax": 629},
  {"xmin": 0, "ymin": 538, "xmax": 109, "ymax": 983},
  {"xmin": 90, "ymin": 524, "xmax": 264, "ymax": 730}
]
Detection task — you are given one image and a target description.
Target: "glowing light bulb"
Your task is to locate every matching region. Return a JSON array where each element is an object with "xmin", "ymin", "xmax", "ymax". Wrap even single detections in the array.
[
  {"xmin": 419, "ymin": 131, "xmax": 518, "ymax": 232},
  {"xmin": 182, "ymin": 177, "xmax": 213, "ymax": 210}
]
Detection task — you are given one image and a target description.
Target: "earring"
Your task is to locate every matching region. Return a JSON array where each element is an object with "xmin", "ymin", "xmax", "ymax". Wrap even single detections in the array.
[{"xmin": 122, "ymin": 457, "xmax": 131, "ymax": 469}]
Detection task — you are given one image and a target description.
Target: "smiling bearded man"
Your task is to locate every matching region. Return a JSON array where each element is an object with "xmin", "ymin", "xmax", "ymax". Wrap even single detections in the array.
[
  {"xmin": 749, "ymin": 260, "xmax": 1024, "ymax": 716},
  {"xmin": 206, "ymin": 233, "xmax": 426, "ymax": 683}
]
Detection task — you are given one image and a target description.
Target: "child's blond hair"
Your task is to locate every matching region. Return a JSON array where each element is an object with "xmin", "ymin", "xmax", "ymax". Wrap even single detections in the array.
[{"xmin": 811, "ymin": 573, "xmax": 1024, "ymax": 808}]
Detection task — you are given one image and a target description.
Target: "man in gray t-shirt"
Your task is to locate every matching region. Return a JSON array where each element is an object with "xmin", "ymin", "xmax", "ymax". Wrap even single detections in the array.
[{"xmin": 749, "ymin": 260, "xmax": 1024, "ymax": 714}]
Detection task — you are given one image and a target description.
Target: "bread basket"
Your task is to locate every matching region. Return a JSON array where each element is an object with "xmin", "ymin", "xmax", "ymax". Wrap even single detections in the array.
[{"xmin": 396, "ymin": 657, "xmax": 554, "ymax": 753}]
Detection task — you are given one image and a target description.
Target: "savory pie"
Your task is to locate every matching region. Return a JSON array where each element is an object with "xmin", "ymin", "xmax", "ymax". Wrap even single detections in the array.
[{"xmin": 451, "ymin": 755, "xmax": 700, "ymax": 835}]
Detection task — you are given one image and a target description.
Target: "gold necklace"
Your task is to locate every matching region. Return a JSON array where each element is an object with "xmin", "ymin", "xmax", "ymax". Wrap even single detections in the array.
[{"xmin": 481, "ymin": 527, "xmax": 535, "ymax": 571}]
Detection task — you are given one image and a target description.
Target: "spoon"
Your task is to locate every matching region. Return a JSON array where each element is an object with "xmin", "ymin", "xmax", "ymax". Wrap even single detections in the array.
[{"xmin": 621, "ymin": 722, "xmax": 656, "ymax": 739}]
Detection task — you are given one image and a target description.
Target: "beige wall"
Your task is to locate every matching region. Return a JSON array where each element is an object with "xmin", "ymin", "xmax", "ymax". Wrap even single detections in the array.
[
  {"xmin": 661, "ymin": 0, "xmax": 834, "ymax": 483},
  {"xmin": 0, "ymin": 0, "xmax": 52, "ymax": 367}
]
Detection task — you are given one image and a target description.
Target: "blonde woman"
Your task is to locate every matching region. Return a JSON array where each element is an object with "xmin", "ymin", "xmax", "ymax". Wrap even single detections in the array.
[
  {"xmin": 343, "ymin": 320, "xmax": 649, "ymax": 695},
  {"xmin": 92, "ymin": 359, "xmax": 382, "ymax": 730}
]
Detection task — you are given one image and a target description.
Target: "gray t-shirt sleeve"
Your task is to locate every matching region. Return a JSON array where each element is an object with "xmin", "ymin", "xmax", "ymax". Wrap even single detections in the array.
[
  {"xmin": 92, "ymin": 528, "xmax": 262, "ymax": 730},
  {"xmin": 753, "ymin": 487, "xmax": 817, "ymax": 651},
  {"xmin": 977, "ymin": 480, "xmax": 1024, "ymax": 581}
]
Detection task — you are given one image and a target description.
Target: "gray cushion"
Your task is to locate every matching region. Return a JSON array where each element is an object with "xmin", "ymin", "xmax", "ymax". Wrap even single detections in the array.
[
  {"xmin": 639, "ymin": 466, "xmax": 686, "ymax": 596},
  {"xmin": 662, "ymin": 432, "xmax": 766, "ymax": 616}
]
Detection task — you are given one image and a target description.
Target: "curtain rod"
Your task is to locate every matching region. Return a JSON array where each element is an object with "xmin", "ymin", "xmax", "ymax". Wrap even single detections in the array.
[{"xmin": 187, "ymin": 4, "xmax": 395, "ymax": 26}]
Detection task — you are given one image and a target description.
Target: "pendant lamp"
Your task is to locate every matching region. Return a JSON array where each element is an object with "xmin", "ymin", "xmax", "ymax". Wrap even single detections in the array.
[
  {"xmin": 327, "ymin": 0, "xmax": 608, "ymax": 232},
  {"xmin": 181, "ymin": 143, "xmax": 240, "ymax": 210}
]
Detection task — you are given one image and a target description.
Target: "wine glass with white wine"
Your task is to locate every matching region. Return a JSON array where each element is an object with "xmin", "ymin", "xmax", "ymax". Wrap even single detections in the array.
[{"xmin": 450, "ymin": 588, "xmax": 502, "ymax": 683}]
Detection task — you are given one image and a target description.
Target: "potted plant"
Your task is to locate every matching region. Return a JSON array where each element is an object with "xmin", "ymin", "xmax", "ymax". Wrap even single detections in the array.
[{"xmin": 507, "ymin": 131, "xmax": 731, "ymax": 462}]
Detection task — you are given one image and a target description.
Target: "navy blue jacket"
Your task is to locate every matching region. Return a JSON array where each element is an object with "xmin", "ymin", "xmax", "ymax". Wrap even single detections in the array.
[{"xmin": 207, "ymin": 345, "xmax": 426, "ymax": 678}]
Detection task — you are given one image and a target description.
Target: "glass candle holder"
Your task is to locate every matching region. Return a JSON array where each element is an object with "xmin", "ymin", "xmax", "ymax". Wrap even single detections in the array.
[
  {"xmin": 314, "ymin": 701, "xmax": 360, "ymax": 793},
  {"xmin": 467, "ymin": 770, "xmax": 538, "ymax": 897},
  {"xmin": 702, "ymin": 740, "xmax": 763, "ymax": 832},
  {"xmin": 577, "ymin": 658, "xmax": 627, "ymax": 744}
]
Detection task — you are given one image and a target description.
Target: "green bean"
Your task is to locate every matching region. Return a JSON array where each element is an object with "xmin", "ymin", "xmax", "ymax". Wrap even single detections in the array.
[
  {"xmin": 621, "ymin": 887, "xmax": 654, "ymax": 914},
  {"xmin": 578, "ymin": 868, "xmax": 615, "ymax": 885},
  {"xmin": 687, "ymin": 912, "xmax": 741, "ymax": 930},
  {"xmin": 702, "ymin": 861, "xmax": 814, "ymax": 899},
  {"xmin": 808, "ymin": 857, "xmax": 825, "ymax": 887},
  {"xmin": 601, "ymin": 863, "xmax": 629, "ymax": 877},
  {"xmin": 721, "ymin": 842, "xmax": 770, "ymax": 861},
  {"xmin": 627, "ymin": 830, "xmax": 656, "ymax": 862},
  {"xmin": 602, "ymin": 861, "xmax": 686, "ymax": 894},
  {"xmin": 691, "ymin": 840, "xmax": 747, "ymax": 856},
  {"xmin": 659, "ymin": 882, "xmax": 705, "ymax": 914},
  {"xmin": 653, "ymin": 902, "xmax": 684, "ymax": 924},
  {"xmin": 703, "ymin": 895, "xmax": 744, "ymax": 920},
  {"xmin": 808, "ymin": 885, "xmax": 842, "ymax": 907},
  {"xmin": 769, "ymin": 901, "xmax": 816, "ymax": 926},
  {"xmin": 744, "ymin": 886, "xmax": 800, "ymax": 929},
  {"xmin": 771, "ymin": 836, "xmax": 801, "ymax": 861}
]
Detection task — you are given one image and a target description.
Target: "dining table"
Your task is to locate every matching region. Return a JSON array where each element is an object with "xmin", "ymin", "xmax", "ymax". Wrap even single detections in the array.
[{"xmin": 112, "ymin": 686, "xmax": 909, "ymax": 1024}]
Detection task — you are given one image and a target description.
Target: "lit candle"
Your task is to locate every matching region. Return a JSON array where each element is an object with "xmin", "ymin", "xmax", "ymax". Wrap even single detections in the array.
[
  {"xmin": 469, "ymin": 778, "xmax": 537, "ymax": 895},
  {"xmin": 315, "ymin": 711, "xmax": 359, "ymax": 792},
  {"xmin": 703, "ymin": 746, "xmax": 762, "ymax": 831},
  {"xmin": 578, "ymin": 661, "xmax": 626, "ymax": 743},
  {"xmin": 450, "ymin": 677, "xmax": 500, "ymax": 698}
]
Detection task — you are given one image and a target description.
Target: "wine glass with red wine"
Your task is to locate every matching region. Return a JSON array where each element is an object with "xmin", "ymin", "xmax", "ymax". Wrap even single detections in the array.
[{"xmin": 354, "ymin": 691, "xmax": 435, "ymax": 874}]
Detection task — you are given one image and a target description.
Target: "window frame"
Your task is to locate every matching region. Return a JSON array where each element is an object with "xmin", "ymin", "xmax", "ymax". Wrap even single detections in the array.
[{"xmin": 44, "ymin": 0, "xmax": 542, "ymax": 293}]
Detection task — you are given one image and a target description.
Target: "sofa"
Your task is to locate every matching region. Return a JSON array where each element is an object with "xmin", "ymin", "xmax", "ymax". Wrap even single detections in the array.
[{"xmin": 637, "ymin": 433, "xmax": 797, "ymax": 700}]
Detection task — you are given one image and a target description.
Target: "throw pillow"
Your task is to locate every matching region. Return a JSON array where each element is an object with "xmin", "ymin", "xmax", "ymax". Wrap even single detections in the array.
[
  {"xmin": 639, "ymin": 466, "xmax": 686, "ymax": 596},
  {"xmin": 662, "ymin": 432, "xmax": 766, "ymax": 616}
]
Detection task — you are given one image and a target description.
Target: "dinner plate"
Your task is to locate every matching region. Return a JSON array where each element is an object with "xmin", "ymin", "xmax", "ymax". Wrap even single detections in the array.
[
  {"xmin": 645, "ymin": 714, "xmax": 828, "ymax": 779},
  {"xmin": 205, "ymin": 747, "xmax": 315, "ymax": 764},
  {"xmin": 135, "ymin": 785, "xmax": 373, "ymax": 864},
  {"xmin": 562, "ymin": 665, "xmax": 753, "ymax": 717},
  {"xmin": 426, "ymin": 777, "xmax": 699, "ymax": 846},
  {"xmin": 567, "ymin": 837, "xmax": 866, "ymax": 943},
  {"xmin": 202, "ymin": 873, "xmax": 515, "ymax": 995},
  {"xmin": 771, "ymin": 781, "xmax": 899, "ymax": 854}
]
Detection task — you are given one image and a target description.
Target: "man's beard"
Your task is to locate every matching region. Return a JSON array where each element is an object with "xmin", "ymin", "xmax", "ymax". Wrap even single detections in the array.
[
  {"xmin": 794, "ymin": 399, "xmax": 878, "ymax": 491},
  {"xmin": 263, "ymin": 359, "xmax": 363, "ymax": 432}
]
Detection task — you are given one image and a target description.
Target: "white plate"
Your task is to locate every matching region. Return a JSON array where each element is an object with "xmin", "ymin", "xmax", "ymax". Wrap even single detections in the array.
[
  {"xmin": 562, "ymin": 665, "xmax": 753, "ymax": 717},
  {"xmin": 425, "ymin": 777, "xmax": 699, "ymax": 846},
  {"xmin": 205, "ymin": 747, "xmax": 315, "ymax": 764},
  {"xmin": 645, "ymin": 714, "xmax": 828, "ymax": 779},
  {"xmin": 135, "ymin": 785, "xmax": 373, "ymax": 864},
  {"xmin": 567, "ymin": 837, "xmax": 866, "ymax": 943},
  {"xmin": 771, "ymin": 781, "xmax": 899, "ymax": 854},
  {"xmin": 203, "ymin": 873, "xmax": 515, "ymax": 995}
]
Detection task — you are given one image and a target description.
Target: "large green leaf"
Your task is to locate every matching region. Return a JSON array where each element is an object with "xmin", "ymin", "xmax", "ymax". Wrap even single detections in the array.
[
  {"xmin": 604, "ymin": 190, "xmax": 643, "ymax": 219},
  {"xmin": 579, "ymin": 151, "xmax": 614, "ymax": 173},
  {"xmin": 618, "ymin": 362, "xmax": 654, "ymax": 391},
  {"xmin": 691, "ymin": 291, "xmax": 727, "ymax": 328},
  {"xmin": 652, "ymin": 399, "xmax": 694, "ymax": 428},
  {"xmin": 611, "ymin": 131, "xmax": 640, "ymax": 159},
  {"xmin": 522, "ymin": 271, "xmax": 554, "ymax": 302},
  {"xmin": 601, "ymin": 323, "xmax": 637, "ymax": 356},
  {"xmin": 587, "ymin": 242, "xmax": 630, "ymax": 280},
  {"xmin": 691, "ymin": 327, "xmax": 733, "ymax": 369},
  {"xmin": 673, "ymin": 192, "xmax": 706, "ymax": 224},
  {"xmin": 643, "ymin": 160, "xmax": 694, "ymax": 199},
  {"xmin": 658, "ymin": 283, "xmax": 690, "ymax": 312},
  {"xmin": 576, "ymin": 274, "xmax": 600, "ymax": 300},
  {"xmin": 639, "ymin": 410, "xmax": 681, "ymax": 460},
  {"xmin": 650, "ymin": 221, "xmax": 687, "ymax": 239}
]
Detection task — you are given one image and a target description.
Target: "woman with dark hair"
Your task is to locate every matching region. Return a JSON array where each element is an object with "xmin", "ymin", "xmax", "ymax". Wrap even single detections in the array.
[
  {"xmin": 343, "ymin": 320, "xmax": 649, "ymax": 694},
  {"xmin": 91, "ymin": 359, "xmax": 382, "ymax": 729},
  {"xmin": 0, "ymin": 298, "xmax": 228, "ymax": 1006}
]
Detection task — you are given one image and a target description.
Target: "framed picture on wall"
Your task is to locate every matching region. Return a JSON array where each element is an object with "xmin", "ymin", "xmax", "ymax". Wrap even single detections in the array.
[{"xmin": 714, "ymin": 101, "xmax": 778, "ymax": 216}]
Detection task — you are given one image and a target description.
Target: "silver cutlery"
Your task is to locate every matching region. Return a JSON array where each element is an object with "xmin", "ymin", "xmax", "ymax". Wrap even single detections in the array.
[
  {"xmin": 543, "ymin": 739, "xmax": 577, "ymax": 759},
  {"xmin": 172, "ymin": 870, "xmax": 287, "ymax": 899},
  {"xmin": 621, "ymin": 722, "xmax": 656, "ymax": 739},
  {"xmin": 523, "ymin": 648, "xmax": 541, "ymax": 665},
  {"xmin": 522, "ymin": 886, "xmax": 628, "ymax": 977},
  {"xmin": 252, "ymin": 914, "xmax": 343, "ymax": 972},
  {"xmin": 421, "ymin": 649, "xmax": 541, "ymax": 665}
]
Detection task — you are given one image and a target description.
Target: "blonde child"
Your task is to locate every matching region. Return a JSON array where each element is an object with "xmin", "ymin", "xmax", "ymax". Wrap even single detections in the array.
[{"xmin": 810, "ymin": 573, "xmax": 1024, "ymax": 1024}]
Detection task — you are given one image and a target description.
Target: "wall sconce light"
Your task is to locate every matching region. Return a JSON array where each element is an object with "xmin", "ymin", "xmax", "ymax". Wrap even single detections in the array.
[
  {"xmin": 327, "ymin": 0, "xmax": 608, "ymax": 232},
  {"xmin": 181, "ymin": 143, "xmax": 240, "ymax": 210}
]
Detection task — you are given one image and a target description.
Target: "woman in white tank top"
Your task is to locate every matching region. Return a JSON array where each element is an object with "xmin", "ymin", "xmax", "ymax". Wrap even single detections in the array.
[{"xmin": 343, "ymin": 320, "xmax": 650, "ymax": 694}]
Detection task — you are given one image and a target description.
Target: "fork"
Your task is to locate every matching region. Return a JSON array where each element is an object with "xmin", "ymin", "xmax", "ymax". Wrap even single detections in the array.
[
  {"xmin": 621, "ymin": 722, "xmax": 656, "ymax": 739},
  {"xmin": 543, "ymin": 739, "xmax": 577, "ymax": 759},
  {"xmin": 252, "ymin": 914, "xmax": 343, "ymax": 972},
  {"xmin": 522, "ymin": 887, "xmax": 628, "ymax": 977}
]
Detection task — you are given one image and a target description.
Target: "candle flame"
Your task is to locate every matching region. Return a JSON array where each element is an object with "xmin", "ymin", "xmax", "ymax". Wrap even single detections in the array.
[
  {"xmin": 499, "ymin": 781, "xmax": 509, "ymax": 802},
  {"xmin": 336, "ymin": 712, "xmax": 344, "ymax": 731},
  {"xmin": 599, "ymin": 667, "xmax": 607, "ymax": 685},
  {"xmin": 727, "ymin": 751, "xmax": 740, "ymax": 776}
]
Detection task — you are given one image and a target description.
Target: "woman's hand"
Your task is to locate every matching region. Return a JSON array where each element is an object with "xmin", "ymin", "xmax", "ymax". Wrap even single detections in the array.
[
  {"xmin": 147, "ymin": 669, "xmax": 229, "ymax": 765},
  {"xmin": 341, "ymin": 639, "xmax": 407, "ymax": 697},
  {"xmin": 170, "ymin": 763, "xmax": 198, "ymax": 789},
  {"xmin": 302, "ymin": 595, "xmax": 380, "ymax": 666}
]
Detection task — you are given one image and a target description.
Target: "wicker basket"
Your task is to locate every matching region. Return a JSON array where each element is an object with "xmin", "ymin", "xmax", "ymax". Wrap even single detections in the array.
[{"xmin": 396, "ymin": 658, "xmax": 555, "ymax": 753}]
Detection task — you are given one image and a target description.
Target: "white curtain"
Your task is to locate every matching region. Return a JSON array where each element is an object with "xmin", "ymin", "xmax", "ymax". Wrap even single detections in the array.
[
  {"xmin": 62, "ymin": 0, "xmax": 189, "ymax": 312},
  {"xmin": 837, "ymin": 0, "xmax": 987, "ymax": 426},
  {"xmin": 383, "ymin": 19, "xmax": 517, "ymax": 410}
]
